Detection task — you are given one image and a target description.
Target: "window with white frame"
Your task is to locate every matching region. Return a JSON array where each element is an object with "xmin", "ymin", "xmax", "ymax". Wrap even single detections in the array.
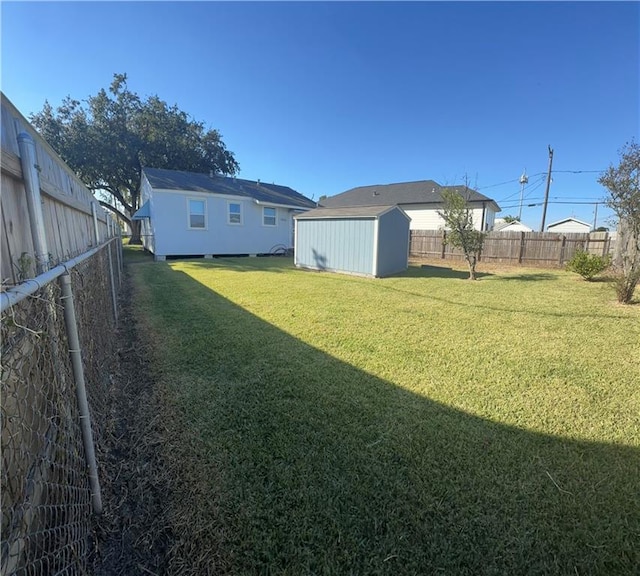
[
  {"xmin": 188, "ymin": 198, "xmax": 206, "ymax": 229},
  {"xmin": 263, "ymin": 206, "xmax": 277, "ymax": 227},
  {"xmin": 228, "ymin": 202, "xmax": 242, "ymax": 225}
]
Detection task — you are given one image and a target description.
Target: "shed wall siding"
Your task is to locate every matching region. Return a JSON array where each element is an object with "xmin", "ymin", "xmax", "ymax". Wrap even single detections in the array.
[
  {"xmin": 149, "ymin": 190, "xmax": 294, "ymax": 255},
  {"xmin": 295, "ymin": 219, "xmax": 375, "ymax": 275},
  {"xmin": 376, "ymin": 210, "xmax": 410, "ymax": 277}
]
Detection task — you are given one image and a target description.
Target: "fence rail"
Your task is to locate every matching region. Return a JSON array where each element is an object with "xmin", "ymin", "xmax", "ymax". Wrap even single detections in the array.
[{"xmin": 409, "ymin": 230, "xmax": 614, "ymax": 267}]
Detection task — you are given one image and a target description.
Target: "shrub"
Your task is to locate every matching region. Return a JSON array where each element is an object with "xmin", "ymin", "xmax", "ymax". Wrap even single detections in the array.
[
  {"xmin": 610, "ymin": 268, "xmax": 640, "ymax": 303},
  {"xmin": 566, "ymin": 250, "xmax": 611, "ymax": 281}
]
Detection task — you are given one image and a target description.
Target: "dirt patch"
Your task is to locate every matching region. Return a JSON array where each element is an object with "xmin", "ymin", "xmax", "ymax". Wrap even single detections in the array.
[
  {"xmin": 90, "ymin": 260, "xmax": 232, "ymax": 575},
  {"xmin": 91, "ymin": 265, "xmax": 176, "ymax": 575}
]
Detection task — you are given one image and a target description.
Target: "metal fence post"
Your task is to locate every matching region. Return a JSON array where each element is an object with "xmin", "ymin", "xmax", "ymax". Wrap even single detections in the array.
[
  {"xmin": 91, "ymin": 203, "xmax": 100, "ymax": 246},
  {"xmin": 114, "ymin": 231, "xmax": 122, "ymax": 286},
  {"xmin": 59, "ymin": 272, "xmax": 103, "ymax": 514},
  {"xmin": 17, "ymin": 132, "xmax": 50, "ymax": 275},
  {"xmin": 107, "ymin": 242, "xmax": 118, "ymax": 323}
]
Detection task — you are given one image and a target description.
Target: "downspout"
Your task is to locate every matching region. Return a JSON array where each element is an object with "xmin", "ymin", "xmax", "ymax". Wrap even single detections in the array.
[
  {"xmin": 17, "ymin": 133, "xmax": 50, "ymax": 274},
  {"xmin": 481, "ymin": 201, "xmax": 487, "ymax": 231}
]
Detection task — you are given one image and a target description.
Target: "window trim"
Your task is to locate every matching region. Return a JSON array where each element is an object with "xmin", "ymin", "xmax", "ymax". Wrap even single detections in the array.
[
  {"xmin": 227, "ymin": 201, "xmax": 243, "ymax": 226},
  {"xmin": 187, "ymin": 197, "xmax": 207, "ymax": 230},
  {"xmin": 262, "ymin": 206, "xmax": 277, "ymax": 227}
]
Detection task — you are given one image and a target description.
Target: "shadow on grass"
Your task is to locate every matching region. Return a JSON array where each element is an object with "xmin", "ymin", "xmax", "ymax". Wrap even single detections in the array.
[
  {"xmin": 122, "ymin": 244, "xmax": 154, "ymax": 264},
  {"xmin": 134, "ymin": 264, "xmax": 640, "ymax": 576},
  {"xmin": 500, "ymin": 272, "xmax": 558, "ymax": 281},
  {"xmin": 403, "ymin": 264, "xmax": 493, "ymax": 280}
]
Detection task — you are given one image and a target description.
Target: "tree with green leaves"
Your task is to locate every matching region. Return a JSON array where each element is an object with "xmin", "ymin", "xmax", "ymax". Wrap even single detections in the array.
[
  {"xmin": 437, "ymin": 186, "xmax": 486, "ymax": 280},
  {"xmin": 598, "ymin": 140, "xmax": 640, "ymax": 303},
  {"xmin": 30, "ymin": 73, "xmax": 239, "ymax": 243}
]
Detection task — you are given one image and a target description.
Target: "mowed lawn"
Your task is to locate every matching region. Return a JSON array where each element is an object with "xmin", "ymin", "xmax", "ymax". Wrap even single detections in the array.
[{"xmin": 129, "ymin": 252, "xmax": 639, "ymax": 575}]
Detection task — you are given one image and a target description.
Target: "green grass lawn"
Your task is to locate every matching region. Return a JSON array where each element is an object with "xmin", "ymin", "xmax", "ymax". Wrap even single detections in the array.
[{"xmin": 129, "ymin": 253, "xmax": 639, "ymax": 575}]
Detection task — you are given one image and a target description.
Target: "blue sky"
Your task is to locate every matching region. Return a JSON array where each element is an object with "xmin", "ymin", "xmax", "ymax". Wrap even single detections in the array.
[{"xmin": 2, "ymin": 1, "xmax": 638, "ymax": 229}]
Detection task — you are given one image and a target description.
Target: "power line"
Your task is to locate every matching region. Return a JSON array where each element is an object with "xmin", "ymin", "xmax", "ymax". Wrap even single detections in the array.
[
  {"xmin": 495, "ymin": 174, "xmax": 546, "ymax": 203},
  {"xmin": 499, "ymin": 199, "xmax": 607, "ymax": 210},
  {"xmin": 481, "ymin": 169, "xmax": 605, "ymax": 196},
  {"xmin": 552, "ymin": 170, "xmax": 605, "ymax": 174}
]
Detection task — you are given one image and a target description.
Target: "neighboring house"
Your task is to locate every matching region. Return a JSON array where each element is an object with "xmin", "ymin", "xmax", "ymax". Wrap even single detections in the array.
[
  {"xmin": 493, "ymin": 218, "xmax": 534, "ymax": 232},
  {"xmin": 546, "ymin": 217, "xmax": 591, "ymax": 234},
  {"xmin": 294, "ymin": 205, "xmax": 410, "ymax": 278},
  {"xmin": 320, "ymin": 180, "xmax": 500, "ymax": 232},
  {"xmin": 133, "ymin": 167, "xmax": 316, "ymax": 260}
]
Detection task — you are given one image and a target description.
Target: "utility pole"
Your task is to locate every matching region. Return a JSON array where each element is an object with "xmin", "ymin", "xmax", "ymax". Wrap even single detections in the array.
[
  {"xmin": 593, "ymin": 202, "xmax": 599, "ymax": 230},
  {"xmin": 517, "ymin": 170, "xmax": 528, "ymax": 221},
  {"xmin": 539, "ymin": 145, "xmax": 554, "ymax": 232}
]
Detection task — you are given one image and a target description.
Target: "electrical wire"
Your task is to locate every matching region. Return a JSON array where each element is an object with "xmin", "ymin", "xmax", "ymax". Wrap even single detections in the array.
[{"xmin": 495, "ymin": 174, "xmax": 547, "ymax": 203}]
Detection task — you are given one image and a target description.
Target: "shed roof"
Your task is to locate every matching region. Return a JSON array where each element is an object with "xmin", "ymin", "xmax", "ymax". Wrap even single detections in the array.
[
  {"xmin": 295, "ymin": 205, "xmax": 408, "ymax": 220},
  {"xmin": 142, "ymin": 167, "xmax": 316, "ymax": 209},
  {"xmin": 320, "ymin": 180, "xmax": 500, "ymax": 212}
]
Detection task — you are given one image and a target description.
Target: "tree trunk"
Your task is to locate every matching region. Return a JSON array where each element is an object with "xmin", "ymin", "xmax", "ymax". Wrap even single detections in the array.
[
  {"xmin": 129, "ymin": 219, "xmax": 142, "ymax": 245},
  {"xmin": 466, "ymin": 255, "xmax": 477, "ymax": 280}
]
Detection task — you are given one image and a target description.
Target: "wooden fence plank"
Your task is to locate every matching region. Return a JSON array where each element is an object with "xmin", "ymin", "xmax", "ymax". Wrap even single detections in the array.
[
  {"xmin": 1, "ymin": 174, "xmax": 35, "ymax": 281},
  {"xmin": 1, "ymin": 92, "xmax": 114, "ymax": 285}
]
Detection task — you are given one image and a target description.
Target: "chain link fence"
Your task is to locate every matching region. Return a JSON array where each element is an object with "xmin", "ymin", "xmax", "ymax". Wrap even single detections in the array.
[{"xmin": 1, "ymin": 240, "xmax": 121, "ymax": 575}]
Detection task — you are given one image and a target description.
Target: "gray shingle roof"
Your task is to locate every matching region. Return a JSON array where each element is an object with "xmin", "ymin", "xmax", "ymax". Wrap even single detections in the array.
[
  {"xmin": 142, "ymin": 167, "xmax": 316, "ymax": 209},
  {"xmin": 320, "ymin": 180, "xmax": 500, "ymax": 211},
  {"xmin": 295, "ymin": 205, "xmax": 404, "ymax": 220}
]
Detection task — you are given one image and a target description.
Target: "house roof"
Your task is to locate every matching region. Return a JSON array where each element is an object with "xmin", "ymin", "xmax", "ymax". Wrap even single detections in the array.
[
  {"xmin": 546, "ymin": 217, "xmax": 591, "ymax": 229},
  {"xmin": 320, "ymin": 180, "xmax": 500, "ymax": 212},
  {"xmin": 295, "ymin": 205, "xmax": 408, "ymax": 220},
  {"xmin": 493, "ymin": 218, "xmax": 533, "ymax": 232},
  {"xmin": 142, "ymin": 167, "xmax": 316, "ymax": 209}
]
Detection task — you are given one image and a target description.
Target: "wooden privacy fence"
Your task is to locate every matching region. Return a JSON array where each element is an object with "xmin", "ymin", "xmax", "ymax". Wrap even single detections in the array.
[
  {"xmin": 1, "ymin": 92, "xmax": 114, "ymax": 286},
  {"xmin": 410, "ymin": 230, "xmax": 615, "ymax": 268},
  {"xmin": 1, "ymin": 92, "xmax": 122, "ymax": 573}
]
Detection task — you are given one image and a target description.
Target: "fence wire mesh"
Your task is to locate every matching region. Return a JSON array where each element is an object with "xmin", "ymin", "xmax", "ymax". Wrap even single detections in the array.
[{"xmin": 1, "ymin": 242, "xmax": 119, "ymax": 575}]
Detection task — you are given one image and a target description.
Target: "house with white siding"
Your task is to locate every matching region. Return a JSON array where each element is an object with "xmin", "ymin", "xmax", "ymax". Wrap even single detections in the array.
[
  {"xmin": 319, "ymin": 180, "xmax": 500, "ymax": 232},
  {"xmin": 493, "ymin": 218, "xmax": 534, "ymax": 232},
  {"xmin": 134, "ymin": 167, "xmax": 315, "ymax": 260},
  {"xmin": 546, "ymin": 217, "xmax": 591, "ymax": 234}
]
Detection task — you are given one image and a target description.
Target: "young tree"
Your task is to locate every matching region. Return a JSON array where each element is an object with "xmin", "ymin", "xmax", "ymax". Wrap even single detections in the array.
[
  {"xmin": 30, "ymin": 73, "xmax": 239, "ymax": 243},
  {"xmin": 598, "ymin": 140, "xmax": 640, "ymax": 303},
  {"xmin": 437, "ymin": 186, "xmax": 486, "ymax": 280}
]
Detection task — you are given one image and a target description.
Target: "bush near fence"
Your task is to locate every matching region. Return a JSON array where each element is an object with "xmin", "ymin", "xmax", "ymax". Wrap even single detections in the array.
[{"xmin": 409, "ymin": 230, "xmax": 615, "ymax": 268}]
